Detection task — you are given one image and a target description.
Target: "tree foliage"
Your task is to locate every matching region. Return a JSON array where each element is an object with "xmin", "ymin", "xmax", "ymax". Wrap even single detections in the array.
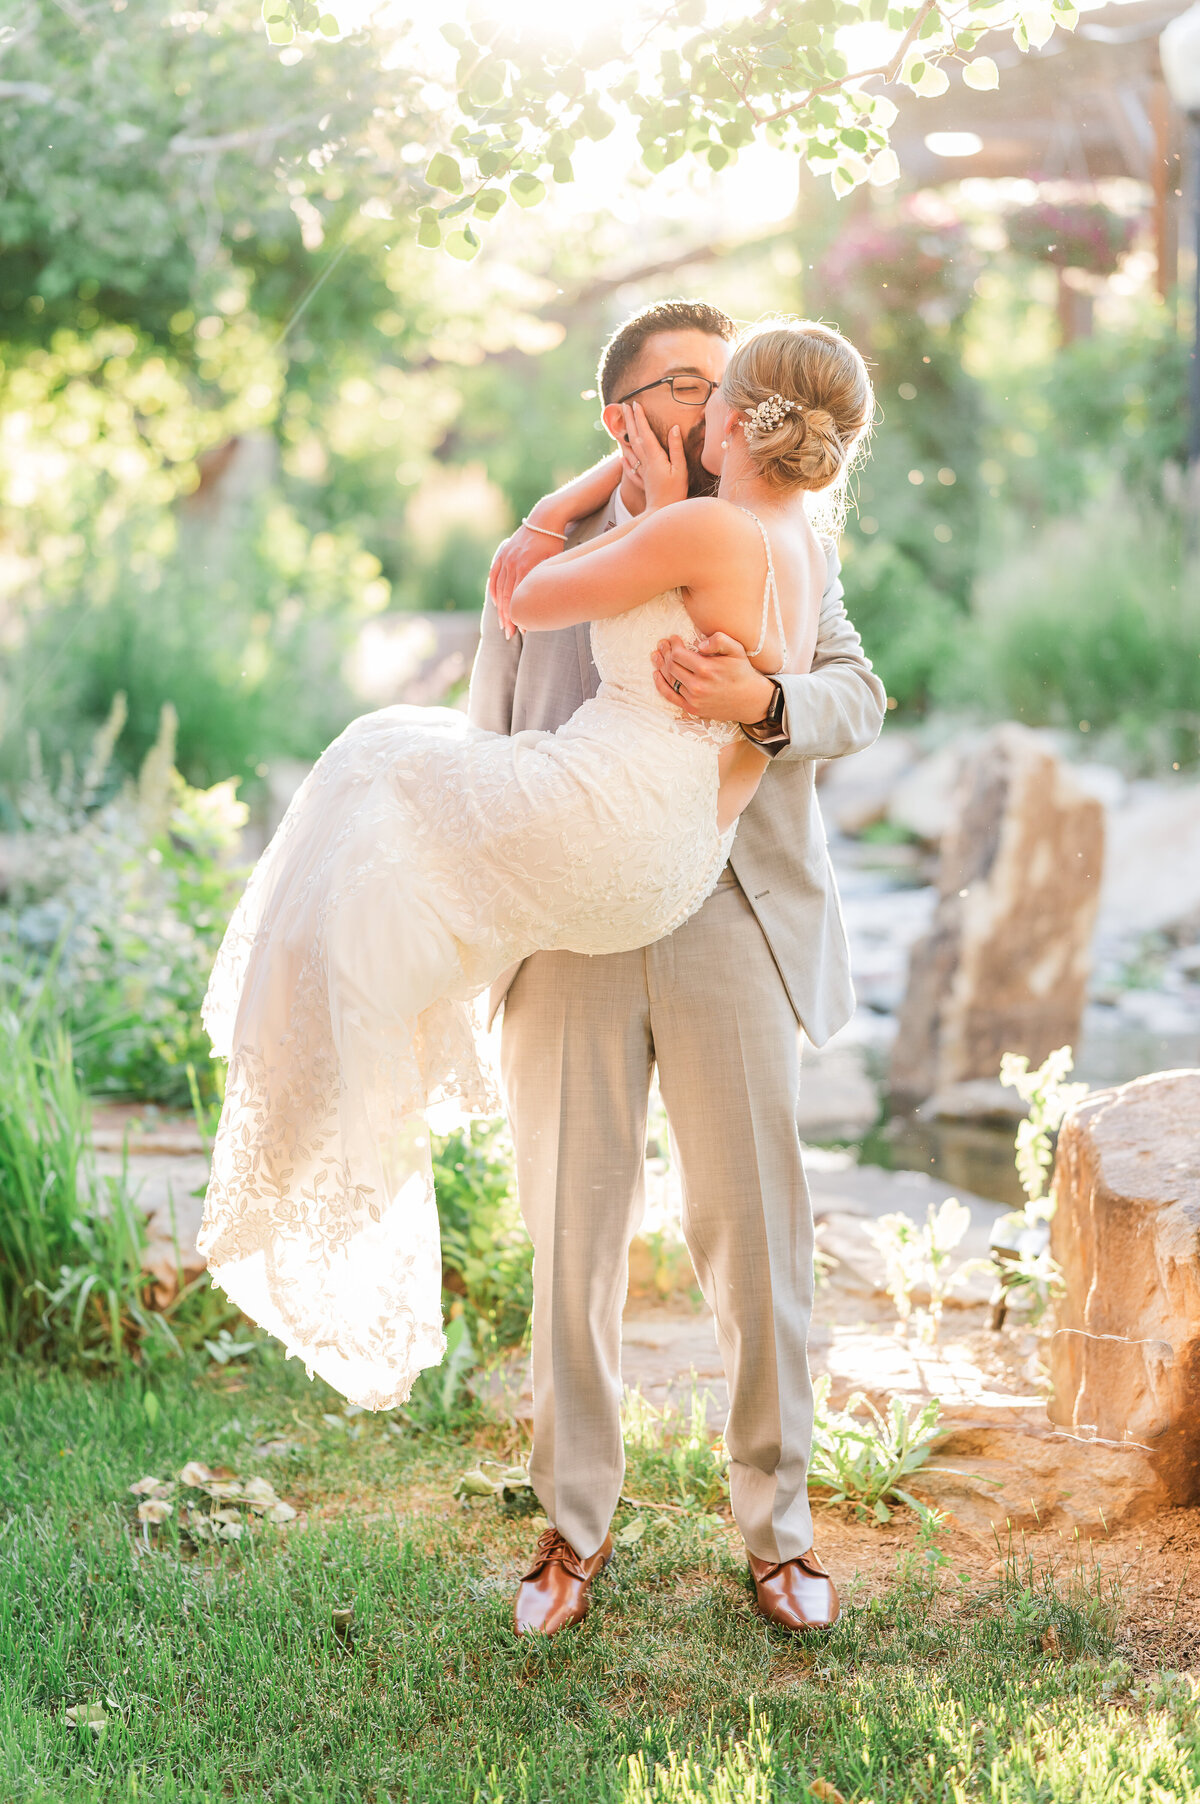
[
  {"xmin": 411, "ymin": 0, "xmax": 1079, "ymax": 256},
  {"xmin": 0, "ymin": 0, "xmax": 433, "ymax": 353}
]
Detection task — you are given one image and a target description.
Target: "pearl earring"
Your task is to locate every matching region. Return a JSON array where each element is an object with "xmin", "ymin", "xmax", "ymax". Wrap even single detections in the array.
[{"xmin": 720, "ymin": 438, "xmax": 728, "ymax": 449}]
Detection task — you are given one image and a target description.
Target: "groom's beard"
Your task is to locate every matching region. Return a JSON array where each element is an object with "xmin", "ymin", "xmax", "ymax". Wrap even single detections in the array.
[{"xmin": 683, "ymin": 418, "xmax": 718, "ymax": 497}]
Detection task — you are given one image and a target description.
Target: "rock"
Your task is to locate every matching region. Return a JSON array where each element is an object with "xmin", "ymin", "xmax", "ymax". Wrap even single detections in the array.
[
  {"xmin": 889, "ymin": 724, "xmax": 1105, "ymax": 1107},
  {"xmin": 1112, "ymin": 988, "xmax": 1200, "ymax": 1038},
  {"xmin": 919, "ymin": 1080, "xmax": 1028, "ymax": 1127},
  {"xmin": 837, "ymin": 877, "xmax": 938, "ymax": 1015},
  {"xmin": 909, "ymin": 1425, "xmax": 1169, "ymax": 1535},
  {"xmin": 1068, "ymin": 762, "xmax": 1128, "ymax": 813},
  {"xmin": 814, "ymin": 1211, "xmax": 995, "ymax": 1307},
  {"xmin": 1097, "ymin": 783, "xmax": 1200, "ymax": 942},
  {"xmin": 1048, "ymin": 1069, "xmax": 1200, "ymax": 1503},
  {"xmin": 94, "ymin": 1147, "xmax": 210, "ymax": 1307},
  {"xmin": 817, "ymin": 731, "xmax": 918, "ymax": 837},
  {"xmin": 796, "ymin": 1042, "xmax": 881, "ymax": 1139},
  {"xmin": 887, "ymin": 735, "xmax": 981, "ymax": 844}
]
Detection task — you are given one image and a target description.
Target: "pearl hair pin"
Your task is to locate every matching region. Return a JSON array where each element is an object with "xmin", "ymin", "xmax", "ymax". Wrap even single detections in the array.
[{"xmin": 742, "ymin": 393, "xmax": 803, "ymax": 444}]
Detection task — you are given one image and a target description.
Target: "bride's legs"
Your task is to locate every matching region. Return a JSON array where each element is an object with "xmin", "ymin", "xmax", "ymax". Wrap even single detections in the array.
[{"xmin": 500, "ymin": 948, "xmax": 655, "ymax": 1561}]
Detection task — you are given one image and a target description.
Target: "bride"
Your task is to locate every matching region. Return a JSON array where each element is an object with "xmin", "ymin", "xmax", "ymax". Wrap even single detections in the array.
[{"xmin": 199, "ymin": 318, "xmax": 874, "ymax": 1408}]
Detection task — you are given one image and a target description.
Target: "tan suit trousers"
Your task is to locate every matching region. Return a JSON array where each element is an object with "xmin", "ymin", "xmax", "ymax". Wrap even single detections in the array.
[{"xmin": 500, "ymin": 868, "xmax": 815, "ymax": 1564}]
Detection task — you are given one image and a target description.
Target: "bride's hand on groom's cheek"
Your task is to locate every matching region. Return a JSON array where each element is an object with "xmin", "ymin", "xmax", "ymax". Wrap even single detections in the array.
[
  {"xmin": 652, "ymin": 634, "xmax": 777, "ymax": 725},
  {"xmin": 621, "ymin": 402, "xmax": 687, "ymax": 512}
]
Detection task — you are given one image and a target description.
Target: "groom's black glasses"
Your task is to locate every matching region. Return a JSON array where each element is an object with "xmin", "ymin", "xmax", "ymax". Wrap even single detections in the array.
[{"xmin": 617, "ymin": 375, "xmax": 718, "ymax": 407}]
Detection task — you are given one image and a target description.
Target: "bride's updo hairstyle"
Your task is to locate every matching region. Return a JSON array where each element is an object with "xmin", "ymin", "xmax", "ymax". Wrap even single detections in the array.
[{"xmin": 723, "ymin": 319, "xmax": 873, "ymax": 497}]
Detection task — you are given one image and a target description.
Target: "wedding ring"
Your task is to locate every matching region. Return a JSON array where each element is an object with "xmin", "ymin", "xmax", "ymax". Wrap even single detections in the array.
[{"xmin": 672, "ymin": 677, "xmax": 683, "ymax": 695}]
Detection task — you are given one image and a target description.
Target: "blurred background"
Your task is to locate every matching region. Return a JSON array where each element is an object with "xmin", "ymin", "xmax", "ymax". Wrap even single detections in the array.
[{"xmin": 0, "ymin": 0, "xmax": 1197, "ymax": 1158}]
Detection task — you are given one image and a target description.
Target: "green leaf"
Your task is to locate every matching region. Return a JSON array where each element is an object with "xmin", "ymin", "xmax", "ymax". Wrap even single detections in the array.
[
  {"xmin": 143, "ymin": 1391, "xmax": 160, "ymax": 1427},
  {"xmin": 707, "ymin": 144, "xmax": 730, "ymax": 170},
  {"xmin": 642, "ymin": 143, "xmax": 667, "ymax": 173},
  {"xmin": 317, "ymin": 12, "xmax": 338, "ymax": 34},
  {"xmin": 445, "ymin": 226, "xmax": 481, "ymax": 261},
  {"xmin": 440, "ymin": 21, "xmax": 468, "ymax": 44},
  {"xmin": 508, "ymin": 172, "xmax": 546, "ymax": 207},
  {"xmin": 757, "ymin": 44, "xmax": 791, "ymax": 66},
  {"xmin": 840, "ymin": 127, "xmax": 868, "ymax": 152},
  {"xmin": 417, "ymin": 216, "xmax": 442, "ymax": 248},
  {"xmin": 266, "ymin": 18, "xmax": 294, "ymax": 42},
  {"xmin": 552, "ymin": 159, "xmax": 573, "ymax": 184},
  {"xmin": 261, "ymin": 0, "xmax": 289, "ymax": 19},
  {"xmin": 425, "ymin": 152, "xmax": 463, "ymax": 195},
  {"xmin": 473, "ymin": 187, "xmax": 507, "ymax": 218},
  {"xmin": 469, "ymin": 67, "xmax": 505, "ymax": 106},
  {"xmin": 581, "ymin": 102, "xmax": 615, "ymax": 140}
]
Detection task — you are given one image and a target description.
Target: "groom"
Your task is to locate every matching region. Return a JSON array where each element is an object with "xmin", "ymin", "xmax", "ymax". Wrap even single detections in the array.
[{"xmin": 468, "ymin": 298, "xmax": 886, "ymax": 1637}]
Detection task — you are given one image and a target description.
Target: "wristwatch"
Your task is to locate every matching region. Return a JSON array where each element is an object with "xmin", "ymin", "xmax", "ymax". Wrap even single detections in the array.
[{"xmin": 740, "ymin": 679, "xmax": 789, "ymax": 753}]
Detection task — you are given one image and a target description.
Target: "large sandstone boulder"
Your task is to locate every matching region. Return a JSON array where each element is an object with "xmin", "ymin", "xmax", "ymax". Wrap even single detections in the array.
[
  {"xmin": 1049, "ymin": 1069, "xmax": 1200, "ymax": 1502},
  {"xmin": 889, "ymin": 724, "xmax": 1104, "ymax": 1107},
  {"xmin": 1096, "ymin": 783, "xmax": 1200, "ymax": 942}
]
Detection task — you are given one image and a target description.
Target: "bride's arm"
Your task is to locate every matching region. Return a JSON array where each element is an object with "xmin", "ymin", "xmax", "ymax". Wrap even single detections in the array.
[
  {"xmin": 486, "ymin": 453, "xmax": 624, "ymax": 627},
  {"xmin": 510, "ymin": 498, "xmax": 745, "ymax": 635}
]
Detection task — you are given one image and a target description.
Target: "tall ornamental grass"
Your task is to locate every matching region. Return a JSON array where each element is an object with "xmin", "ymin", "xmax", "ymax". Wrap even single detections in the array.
[{"xmin": 0, "ymin": 998, "xmax": 170, "ymax": 1364}]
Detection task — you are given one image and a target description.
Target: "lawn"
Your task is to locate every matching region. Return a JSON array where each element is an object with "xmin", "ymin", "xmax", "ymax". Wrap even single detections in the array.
[{"xmin": 4, "ymin": 1351, "xmax": 1199, "ymax": 1803}]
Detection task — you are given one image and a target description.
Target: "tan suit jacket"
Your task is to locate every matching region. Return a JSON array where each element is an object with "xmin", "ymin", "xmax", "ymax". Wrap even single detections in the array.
[{"xmin": 467, "ymin": 496, "xmax": 886, "ymax": 1046}]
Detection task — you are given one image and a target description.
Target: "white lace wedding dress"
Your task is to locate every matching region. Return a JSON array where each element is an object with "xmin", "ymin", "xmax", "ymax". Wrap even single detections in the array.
[{"xmin": 200, "ymin": 527, "xmax": 786, "ymax": 1409}]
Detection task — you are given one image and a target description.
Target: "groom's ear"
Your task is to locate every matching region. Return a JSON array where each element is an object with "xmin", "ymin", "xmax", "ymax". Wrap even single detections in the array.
[{"xmin": 600, "ymin": 401, "xmax": 630, "ymax": 448}]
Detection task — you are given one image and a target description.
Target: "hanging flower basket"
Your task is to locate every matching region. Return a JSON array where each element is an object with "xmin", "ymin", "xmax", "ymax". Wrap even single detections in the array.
[
  {"xmin": 816, "ymin": 198, "xmax": 976, "ymax": 325},
  {"xmin": 1005, "ymin": 201, "xmax": 1136, "ymax": 277}
]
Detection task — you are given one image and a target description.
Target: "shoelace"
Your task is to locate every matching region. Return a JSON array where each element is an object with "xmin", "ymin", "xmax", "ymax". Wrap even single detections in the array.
[{"xmin": 528, "ymin": 1527, "xmax": 589, "ymax": 1581}]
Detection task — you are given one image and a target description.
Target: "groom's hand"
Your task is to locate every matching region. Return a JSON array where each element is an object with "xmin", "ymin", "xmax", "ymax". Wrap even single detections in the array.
[
  {"xmin": 651, "ymin": 633, "xmax": 776, "ymax": 725},
  {"xmin": 488, "ymin": 524, "xmax": 561, "ymax": 640}
]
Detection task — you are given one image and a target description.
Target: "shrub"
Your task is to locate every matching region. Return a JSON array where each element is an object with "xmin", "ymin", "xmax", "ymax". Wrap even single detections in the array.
[
  {"xmin": 4, "ymin": 503, "xmax": 371, "ymax": 794},
  {"xmin": 1, "ymin": 700, "xmax": 246, "ymax": 1103},
  {"xmin": 941, "ymin": 498, "xmax": 1199, "ymax": 769},
  {"xmin": 431, "ymin": 1119, "xmax": 532, "ymax": 1352},
  {"xmin": 839, "ymin": 534, "xmax": 965, "ymax": 712},
  {"xmin": 981, "ymin": 318, "xmax": 1189, "ymax": 520}
]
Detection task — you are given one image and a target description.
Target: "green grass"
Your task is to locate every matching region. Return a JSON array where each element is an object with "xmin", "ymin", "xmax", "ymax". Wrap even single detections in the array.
[{"xmin": 2, "ymin": 1355, "xmax": 1198, "ymax": 1804}]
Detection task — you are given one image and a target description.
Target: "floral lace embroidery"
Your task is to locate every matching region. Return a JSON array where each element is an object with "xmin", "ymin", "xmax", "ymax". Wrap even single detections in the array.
[{"xmin": 200, "ymin": 590, "xmax": 737, "ymax": 1408}]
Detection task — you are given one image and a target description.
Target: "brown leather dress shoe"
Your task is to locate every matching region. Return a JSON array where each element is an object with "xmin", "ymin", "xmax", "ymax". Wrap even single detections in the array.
[
  {"xmin": 513, "ymin": 1527, "xmax": 613, "ymax": 1636},
  {"xmin": 747, "ymin": 1548, "xmax": 840, "ymax": 1632}
]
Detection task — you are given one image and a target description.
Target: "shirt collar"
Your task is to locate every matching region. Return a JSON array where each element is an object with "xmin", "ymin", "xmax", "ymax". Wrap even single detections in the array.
[{"xmin": 613, "ymin": 487, "xmax": 635, "ymax": 528}]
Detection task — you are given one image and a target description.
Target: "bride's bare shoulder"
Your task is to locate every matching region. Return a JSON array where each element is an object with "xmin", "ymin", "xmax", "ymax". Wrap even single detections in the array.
[{"xmin": 654, "ymin": 497, "xmax": 759, "ymax": 558}]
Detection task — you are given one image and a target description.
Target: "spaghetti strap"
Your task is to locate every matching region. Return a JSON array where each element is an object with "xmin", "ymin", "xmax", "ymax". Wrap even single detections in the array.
[{"xmin": 737, "ymin": 507, "xmax": 789, "ymax": 674}]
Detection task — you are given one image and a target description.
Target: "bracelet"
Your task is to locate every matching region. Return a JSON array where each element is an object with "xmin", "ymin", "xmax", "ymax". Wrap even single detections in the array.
[{"xmin": 522, "ymin": 517, "xmax": 567, "ymax": 543}]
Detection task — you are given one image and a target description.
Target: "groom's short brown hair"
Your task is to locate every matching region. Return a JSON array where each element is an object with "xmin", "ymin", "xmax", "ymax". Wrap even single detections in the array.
[{"xmin": 597, "ymin": 299, "xmax": 736, "ymax": 405}]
